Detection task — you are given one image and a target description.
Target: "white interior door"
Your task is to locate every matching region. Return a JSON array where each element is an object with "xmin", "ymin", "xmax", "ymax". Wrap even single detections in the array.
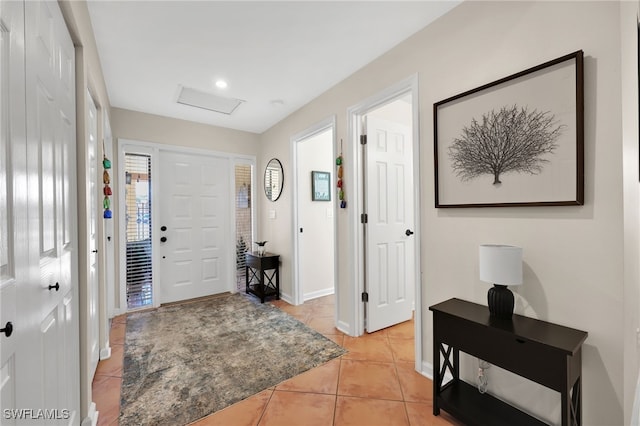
[
  {"xmin": 18, "ymin": 0, "xmax": 79, "ymax": 422},
  {"xmin": 87, "ymin": 91, "xmax": 100, "ymax": 376},
  {"xmin": 27, "ymin": 0, "xmax": 79, "ymax": 421},
  {"xmin": 0, "ymin": 1, "xmax": 25, "ymax": 420},
  {"xmin": 365, "ymin": 115, "xmax": 415, "ymax": 332},
  {"xmin": 159, "ymin": 151, "xmax": 230, "ymax": 303},
  {"xmin": 1, "ymin": 2, "xmax": 79, "ymax": 421}
]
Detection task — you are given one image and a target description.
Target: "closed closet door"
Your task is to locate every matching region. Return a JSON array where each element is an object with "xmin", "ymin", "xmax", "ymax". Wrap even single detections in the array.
[{"xmin": 0, "ymin": 0, "xmax": 80, "ymax": 422}]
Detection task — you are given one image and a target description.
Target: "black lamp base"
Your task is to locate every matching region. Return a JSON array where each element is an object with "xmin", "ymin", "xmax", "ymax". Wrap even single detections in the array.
[{"xmin": 487, "ymin": 285, "xmax": 514, "ymax": 319}]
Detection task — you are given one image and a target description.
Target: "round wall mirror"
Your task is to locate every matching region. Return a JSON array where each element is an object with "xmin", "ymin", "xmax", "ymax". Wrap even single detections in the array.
[{"xmin": 264, "ymin": 158, "xmax": 283, "ymax": 201}]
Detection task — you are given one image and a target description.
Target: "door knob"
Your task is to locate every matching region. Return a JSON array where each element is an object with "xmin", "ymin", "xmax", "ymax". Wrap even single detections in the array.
[
  {"xmin": 160, "ymin": 236, "xmax": 167, "ymax": 242},
  {"xmin": 48, "ymin": 282, "xmax": 60, "ymax": 291},
  {"xmin": 0, "ymin": 322, "xmax": 12, "ymax": 337},
  {"xmin": 405, "ymin": 229, "xmax": 414, "ymax": 236},
  {"xmin": 161, "ymin": 226, "xmax": 167, "ymax": 231},
  {"xmin": 92, "ymin": 250, "xmax": 98, "ymax": 253}
]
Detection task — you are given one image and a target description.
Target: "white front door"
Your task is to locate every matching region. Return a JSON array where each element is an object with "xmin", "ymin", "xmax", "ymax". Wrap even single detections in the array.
[
  {"xmin": 365, "ymin": 115, "xmax": 415, "ymax": 332},
  {"xmin": 159, "ymin": 151, "xmax": 231, "ymax": 303},
  {"xmin": 87, "ymin": 91, "xmax": 100, "ymax": 376}
]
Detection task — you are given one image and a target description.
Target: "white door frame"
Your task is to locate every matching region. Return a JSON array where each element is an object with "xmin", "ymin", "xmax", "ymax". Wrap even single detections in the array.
[
  {"xmin": 117, "ymin": 138, "xmax": 256, "ymax": 312},
  {"xmin": 346, "ymin": 74, "xmax": 422, "ymax": 371},
  {"xmin": 290, "ymin": 116, "xmax": 337, "ymax": 306}
]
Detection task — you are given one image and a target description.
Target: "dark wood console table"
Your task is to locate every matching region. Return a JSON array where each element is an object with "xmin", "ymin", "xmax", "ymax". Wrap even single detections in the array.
[
  {"xmin": 429, "ymin": 298, "xmax": 588, "ymax": 426},
  {"xmin": 245, "ymin": 252, "xmax": 280, "ymax": 303}
]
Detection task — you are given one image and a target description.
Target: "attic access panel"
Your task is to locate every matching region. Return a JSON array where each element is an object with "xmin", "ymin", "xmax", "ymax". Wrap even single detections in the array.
[{"xmin": 176, "ymin": 85, "xmax": 244, "ymax": 115}]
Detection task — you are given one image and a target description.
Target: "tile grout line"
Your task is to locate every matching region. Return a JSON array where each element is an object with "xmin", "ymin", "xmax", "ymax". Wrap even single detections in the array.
[
  {"xmin": 254, "ymin": 388, "xmax": 275, "ymax": 426},
  {"xmin": 332, "ymin": 357, "xmax": 343, "ymax": 425}
]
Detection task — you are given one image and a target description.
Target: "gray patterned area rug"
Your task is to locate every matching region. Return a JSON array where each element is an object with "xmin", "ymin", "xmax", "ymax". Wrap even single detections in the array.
[{"xmin": 119, "ymin": 293, "xmax": 346, "ymax": 425}]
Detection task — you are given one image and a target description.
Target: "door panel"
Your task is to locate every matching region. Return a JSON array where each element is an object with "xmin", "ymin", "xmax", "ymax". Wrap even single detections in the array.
[
  {"xmin": 0, "ymin": 0, "xmax": 26, "ymax": 420},
  {"xmin": 25, "ymin": 0, "xmax": 79, "ymax": 421},
  {"xmin": 365, "ymin": 116, "xmax": 414, "ymax": 332},
  {"xmin": 1, "ymin": 0, "xmax": 79, "ymax": 421},
  {"xmin": 87, "ymin": 92, "xmax": 99, "ymax": 376},
  {"xmin": 159, "ymin": 151, "xmax": 230, "ymax": 303}
]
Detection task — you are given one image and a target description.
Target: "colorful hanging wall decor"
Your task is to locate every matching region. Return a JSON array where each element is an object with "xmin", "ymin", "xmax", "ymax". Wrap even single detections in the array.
[
  {"xmin": 336, "ymin": 139, "xmax": 346, "ymax": 208},
  {"xmin": 103, "ymin": 154, "xmax": 112, "ymax": 219}
]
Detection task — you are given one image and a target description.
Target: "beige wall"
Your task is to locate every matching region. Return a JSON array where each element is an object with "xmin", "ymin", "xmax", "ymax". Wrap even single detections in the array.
[
  {"xmin": 258, "ymin": 1, "xmax": 633, "ymax": 423},
  {"xmin": 59, "ymin": 1, "xmax": 114, "ymax": 422},
  {"xmin": 111, "ymin": 107, "xmax": 260, "ymax": 155},
  {"xmin": 59, "ymin": 0, "xmax": 639, "ymax": 423}
]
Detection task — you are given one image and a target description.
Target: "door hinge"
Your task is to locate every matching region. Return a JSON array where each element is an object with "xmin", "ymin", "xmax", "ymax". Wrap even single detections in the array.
[
  {"xmin": 362, "ymin": 292, "xmax": 369, "ymax": 303},
  {"xmin": 360, "ymin": 213, "xmax": 368, "ymax": 224},
  {"xmin": 360, "ymin": 134, "xmax": 367, "ymax": 145}
]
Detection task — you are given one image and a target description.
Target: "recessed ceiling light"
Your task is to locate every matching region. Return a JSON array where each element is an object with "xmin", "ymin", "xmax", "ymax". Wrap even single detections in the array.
[{"xmin": 215, "ymin": 80, "xmax": 228, "ymax": 89}]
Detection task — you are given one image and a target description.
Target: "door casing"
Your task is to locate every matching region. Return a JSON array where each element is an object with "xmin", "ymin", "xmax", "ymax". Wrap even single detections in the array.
[
  {"xmin": 116, "ymin": 139, "xmax": 255, "ymax": 313},
  {"xmin": 346, "ymin": 74, "xmax": 422, "ymax": 372}
]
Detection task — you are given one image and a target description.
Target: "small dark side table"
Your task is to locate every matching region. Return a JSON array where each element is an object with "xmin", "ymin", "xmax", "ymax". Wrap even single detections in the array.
[
  {"xmin": 429, "ymin": 298, "xmax": 588, "ymax": 426},
  {"xmin": 245, "ymin": 252, "xmax": 280, "ymax": 303}
]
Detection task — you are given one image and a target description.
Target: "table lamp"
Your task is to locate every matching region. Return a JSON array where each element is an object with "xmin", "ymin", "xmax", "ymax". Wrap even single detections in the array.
[{"xmin": 479, "ymin": 244, "xmax": 522, "ymax": 319}]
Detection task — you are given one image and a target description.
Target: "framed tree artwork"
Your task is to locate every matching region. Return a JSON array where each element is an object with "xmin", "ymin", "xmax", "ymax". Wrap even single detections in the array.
[{"xmin": 434, "ymin": 50, "xmax": 584, "ymax": 208}]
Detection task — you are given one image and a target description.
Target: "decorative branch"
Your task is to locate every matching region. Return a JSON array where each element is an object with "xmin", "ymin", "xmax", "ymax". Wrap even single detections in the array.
[{"xmin": 448, "ymin": 105, "xmax": 564, "ymax": 185}]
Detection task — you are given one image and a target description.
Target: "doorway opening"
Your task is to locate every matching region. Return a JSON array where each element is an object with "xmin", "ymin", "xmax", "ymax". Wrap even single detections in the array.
[
  {"xmin": 291, "ymin": 116, "xmax": 337, "ymax": 306},
  {"xmin": 235, "ymin": 163, "xmax": 253, "ymax": 291},
  {"xmin": 124, "ymin": 153, "xmax": 153, "ymax": 309},
  {"xmin": 347, "ymin": 75, "xmax": 421, "ymax": 370}
]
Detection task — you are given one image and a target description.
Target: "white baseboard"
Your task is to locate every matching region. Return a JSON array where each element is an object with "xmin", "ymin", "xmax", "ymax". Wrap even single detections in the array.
[
  {"xmin": 422, "ymin": 360, "xmax": 434, "ymax": 380},
  {"xmin": 81, "ymin": 402, "xmax": 98, "ymax": 426},
  {"xmin": 632, "ymin": 372, "xmax": 640, "ymax": 425},
  {"xmin": 100, "ymin": 345, "xmax": 112, "ymax": 360},
  {"xmin": 422, "ymin": 360, "xmax": 454, "ymax": 385},
  {"xmin": 279, "ymin": 292, "xmax": 294, "ymax": 305},
  {"xmin": 337, "ymin": 320, "xmax": 352, "ymax": 336},
  {"xmin": 303, "ymin": 288, "xmax": 334, "ymax": 302}
]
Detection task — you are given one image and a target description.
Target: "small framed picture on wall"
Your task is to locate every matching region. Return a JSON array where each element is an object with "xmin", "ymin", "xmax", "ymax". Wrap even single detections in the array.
[{"xmin": 311, "ymin": 171, "xmax": 331, "ymax": 201}]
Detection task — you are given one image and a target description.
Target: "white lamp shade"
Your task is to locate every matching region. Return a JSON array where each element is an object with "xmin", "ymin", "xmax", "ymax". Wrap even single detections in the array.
[{"xmin": 479, "ymin": 244, "xmax": 523, "ymax": 286}]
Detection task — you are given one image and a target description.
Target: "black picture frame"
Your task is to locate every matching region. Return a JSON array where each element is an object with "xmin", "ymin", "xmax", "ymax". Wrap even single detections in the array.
[
  {"xmin": 311, "ymin": 171, "xmax": 331, "ymax": 201},
  {"xmin": 434, "ymin": 50, "xmax": 584, "ymax": 208}
]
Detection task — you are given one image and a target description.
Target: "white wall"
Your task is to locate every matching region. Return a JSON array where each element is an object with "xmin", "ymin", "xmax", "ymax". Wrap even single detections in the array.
[
  {"xmin": 296, "ymin": 130, "xmax": 335, "ymax": 300},
  {"xmin": 258, "ymin": 1, "xmax": 631, "ymax": 424},
  {"xmin": 621, "ymin": 1, "xmax": 640, "ymax": 424}
]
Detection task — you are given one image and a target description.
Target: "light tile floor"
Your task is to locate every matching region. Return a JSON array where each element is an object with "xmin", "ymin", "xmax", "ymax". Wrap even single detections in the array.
[{"xmin": 92, "ymin": 294, "xmax": 461, "ymax": 426}]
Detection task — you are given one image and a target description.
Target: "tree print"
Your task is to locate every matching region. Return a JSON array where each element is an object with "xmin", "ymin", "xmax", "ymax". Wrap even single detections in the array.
[{"xmin": 448, "ymin": 105, "xmax": 564, "ymax": 185}]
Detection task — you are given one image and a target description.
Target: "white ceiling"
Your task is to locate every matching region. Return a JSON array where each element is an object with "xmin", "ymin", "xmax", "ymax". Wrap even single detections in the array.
[{"xmin": 87, "ymin": 1, "xmax": 460, "ymax": 134}]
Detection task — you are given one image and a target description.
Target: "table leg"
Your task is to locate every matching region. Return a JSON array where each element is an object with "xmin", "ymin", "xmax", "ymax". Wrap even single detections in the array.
[
  {"xmin": 433, "ymin": 338, "xmax": 440, "ymax": 416},
  {"xmin": 275, "ymin": 264, "xmax": 280, "ymax": 300},
  {"xmin": 245, "ymin": 265, "xmax": 249, "ymax": 294},
  {"xmin": 259, "ymin": 265, "xmax": 265, "ymax": 303}
]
